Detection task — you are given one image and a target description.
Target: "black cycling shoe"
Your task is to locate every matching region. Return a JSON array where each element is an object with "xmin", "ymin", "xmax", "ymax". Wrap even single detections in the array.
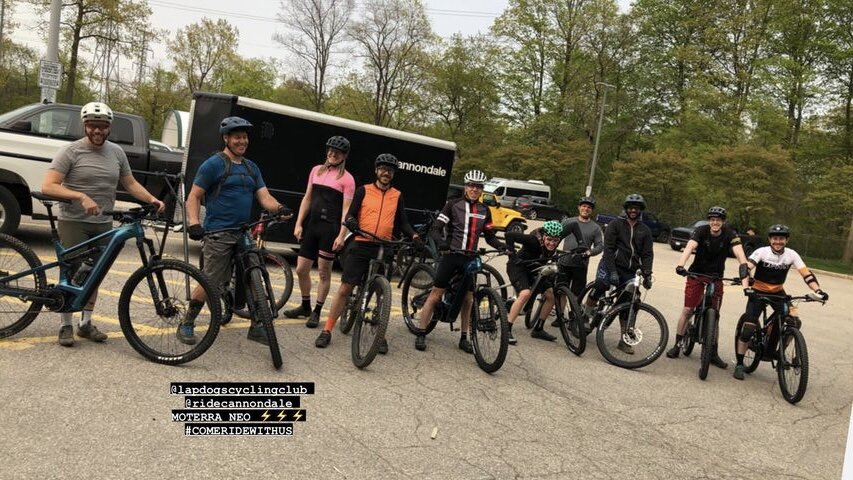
[
  {"xmin": 377, "ymin": 338, "xmax": 389, "ymax": 355},
  {"xmin": 315, "ymin": 330, "xmax": 331, "ymax": 348},
  {"xmin": 531, "ymin": 328, "xmax": 556, "ymax": 342},
  {"xmin": 507, "ymin": 328, "xmax": 517, "ymax": 346},
  {"xmin": 666, "ymin": 345, "xmax": 680, "ymax": 359},
  {"xmin": 415, "ymin": 334, "xmax": 426, "ymax": 351},
  {"xmin": 247, "ymin": 323, "xmax": 270, "ymax": 346},
  {"xmin": 711, "ymin": 354, "xmax": 728, "ymax": 369},
  {"xmin": 733, "ymin": 364, "xmax": 745, "ymax": 380},
  {"xmin": 458, "ymin": 336, "xmax": 474, "ymax": 354},
  {"xmin": 284, "ymin": 305, "xmax": 311, "ymax": 319},
  {"xmin": 306, "ymin": 310, "xmax": 320, "ymax": 328}
]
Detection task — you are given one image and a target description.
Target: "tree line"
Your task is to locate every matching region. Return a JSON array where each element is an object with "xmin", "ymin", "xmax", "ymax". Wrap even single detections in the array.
[{"xmin": 0, "ymin": 0, "xmax": 851, "ymax": 261}]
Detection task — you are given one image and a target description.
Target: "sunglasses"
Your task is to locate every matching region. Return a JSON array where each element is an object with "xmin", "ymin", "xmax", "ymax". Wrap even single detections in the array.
[{"xmin": 465, "ymin": 183, "xmax": 484, "ymax": 189}]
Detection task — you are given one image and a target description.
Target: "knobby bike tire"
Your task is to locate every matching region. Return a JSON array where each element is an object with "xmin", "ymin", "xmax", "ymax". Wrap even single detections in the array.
[
  {"xmin": 778, "ymin": 328, "xmax": 809, "ymax": 404},
  {"xmin": 524, "ymin": 294, "xmax": 541, "ymax": 329},
  {"xmin": 234, "ymin": 251, "xmax": 292, "ymax": 319},
  {"xmin": 596, "ymin": 302, "xmax": 669, "ymax": 370},
  {"xmin": 401, "ymin": 263, "xmax": 438, "ymax": 335},
  {"xmin": 556, "ymin": 286, "xmax": 586, "ymax": 356},
  {"xmin": 248, "ymin": 265, "xmax": 281, "ymax": 370},
  {"xmin": 118, "ymin": 259, "xmax": 221, "ymax": 365},
  {"xmin": 681, "ymin": 316, "xmax": 697, "ymax": 357},
  {"xmin": 698, "ymin": 308, "xmax": 718, "ymax": 380},
  {"xmin": 577, "ymin": 281, "xmax": 598, "ymax": 336},
  {"xmin": 0, "ymin": 233, "xmax": 46, "ymax": 338},
  {"xmin": 352, "ymin": 276, "xmax": 391, "ymax": 369},
  {"xmin": 734, "ymin": 315, "xmax": 761, "ymax": 374},
  {"xmin": 470, "ymin": 286, "xmax": 509, "ymax": 374},
  {"xmin": 338, "ymin": 286, "xmax": 360, "ymax": 335}
]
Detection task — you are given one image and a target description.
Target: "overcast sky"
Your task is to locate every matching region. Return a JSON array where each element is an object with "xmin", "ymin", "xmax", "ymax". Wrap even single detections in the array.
[{"xmin": 8, "ymin": 0, "xmax": 631, "ymax": 76}]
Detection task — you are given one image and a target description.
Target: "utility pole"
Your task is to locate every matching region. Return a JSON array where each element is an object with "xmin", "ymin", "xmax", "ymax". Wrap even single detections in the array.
[
  {"xmin": 39, "ymin": 0, "xmax": 62, "ymax": 103},
  {"xmin": 585, "ymin": 82, "xmax": 615, "ymax": 198}
]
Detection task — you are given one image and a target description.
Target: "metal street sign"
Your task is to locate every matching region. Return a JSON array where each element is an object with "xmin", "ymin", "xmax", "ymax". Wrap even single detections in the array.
[{"xmin": 38, "ymin": 60, "xmax": 63, "ymax": 89}]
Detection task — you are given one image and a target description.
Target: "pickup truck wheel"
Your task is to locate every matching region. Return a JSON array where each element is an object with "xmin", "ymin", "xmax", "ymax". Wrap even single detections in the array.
[
  {"xmin": 528, "ymin": 209, "xmax": 538, "ymax": 220},
  {"xmin": 656, "ymin": 230, "xmax": 669, "ymax": 243},
  {"xmin": 0, "ymin": 185, "xmax": 21, "ymax": 234}
]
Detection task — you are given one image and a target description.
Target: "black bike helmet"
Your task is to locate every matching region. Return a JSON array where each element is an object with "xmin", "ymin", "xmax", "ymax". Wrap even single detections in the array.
[
  {"xmin": 326, "ymin": 136, "xmax": 351, "ymax": 154},
  {"xmin": 707, "ymin": 206, "xmax": 727, "ymax": 220},
  {"xmin": 767, "ymin": 224, "xmax": 790, "ymax": 237},
  {"xmin": 623, "ymin": 193, "xmax": 646, "ymax": 210},
  {"xmin": 375, "ymin": 153, "xmax": 399, "ymax": 170},
  {"xmin": 219, "ymin": 116, "xmax": 253, "ymax": 134},
  {"xmin": 578, "ymin": 196, "xmax": 596, "ymax": 208}
]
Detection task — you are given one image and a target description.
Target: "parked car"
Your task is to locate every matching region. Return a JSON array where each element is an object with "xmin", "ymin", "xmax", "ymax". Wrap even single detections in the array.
[
  {"xmin": 670, "ymin": 220, "xmax": 765, "ymax": 257},
  {"xmin": 513, "ymin": 195, "xmax": 567, "ymax": 220},
  {"xmin": 444, "ymin": 184, "xmax": 527, "ymax": 234}
]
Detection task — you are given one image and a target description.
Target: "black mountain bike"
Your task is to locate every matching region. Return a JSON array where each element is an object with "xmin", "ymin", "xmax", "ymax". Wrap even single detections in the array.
[
  {"xmin": 679, "ymin": 272, "xmax": 739, "ymax": 380},
  {"xmin": 577, "ymin": 270, "xmax": 669, "ymax": 369},
  {"xmin": 400, "ymin": 249, "xmax": 509, "ymax": 374},
  {"xmin": 734, "ymin": 291, "xmax": 825, "ymax": 404},
  {"xmin": 205, "ymin": 212, "xmax": 285, "ymax": 370},
  {"xmin": 230, "ymin": 215, "xmax": 293, "ymax": 320}
]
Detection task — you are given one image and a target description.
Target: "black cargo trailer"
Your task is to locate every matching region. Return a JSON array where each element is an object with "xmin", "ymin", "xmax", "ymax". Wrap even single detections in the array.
[{"xmin": 181, "ymin": 92, "xmax": 456, "ymax": 244}]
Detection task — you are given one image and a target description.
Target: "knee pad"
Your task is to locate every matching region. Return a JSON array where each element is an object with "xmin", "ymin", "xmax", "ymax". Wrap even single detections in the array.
[{"xmin": 739, "ymin": 317, "xmax": 758, "ymax": 342}]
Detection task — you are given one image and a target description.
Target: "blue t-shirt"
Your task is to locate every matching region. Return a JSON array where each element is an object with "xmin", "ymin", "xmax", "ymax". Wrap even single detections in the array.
[{"xmin": 193, "ymin": 154, "xmax": 265, "ymax": 230}]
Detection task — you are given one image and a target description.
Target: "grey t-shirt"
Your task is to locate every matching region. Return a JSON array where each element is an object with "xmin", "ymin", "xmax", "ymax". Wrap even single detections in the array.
[
  {"xmin": 49, "ymin": 138, "xmax": 131, "ymax": 223},
  {"xmin": 561, "ymin": 216, "xmax": 604, "ymax": 267}
]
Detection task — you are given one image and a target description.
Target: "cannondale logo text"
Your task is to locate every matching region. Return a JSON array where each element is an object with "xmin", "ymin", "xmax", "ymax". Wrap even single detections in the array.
[{"xmin": 398, "ymin": 161, "xmax": 447, "ymax": 177}]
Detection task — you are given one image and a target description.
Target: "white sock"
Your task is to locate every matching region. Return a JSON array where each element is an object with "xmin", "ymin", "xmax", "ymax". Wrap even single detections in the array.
[
  {"xmin": 79, "ymin": 310, "xmax": 93, "ymax": 327},
  {"xmin": 61, "ymin": 312, "xmax": 73, "ymax": 327}
]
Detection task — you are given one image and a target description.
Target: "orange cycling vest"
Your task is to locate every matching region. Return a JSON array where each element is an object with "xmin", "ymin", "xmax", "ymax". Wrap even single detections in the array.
[{"xmin": 356, "ymin": 184, "xmax": 401, "ymax": 242}]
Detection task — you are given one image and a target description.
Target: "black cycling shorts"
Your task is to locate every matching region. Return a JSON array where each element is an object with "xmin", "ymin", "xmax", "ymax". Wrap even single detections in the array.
[
  {"xmin": 434, "ymin": 252, "xmax": 476, "ymax": 291},
  {"xmin": 298, "ymin": 220, "xmax": 340, "ymax": 261},
  {"xmin": 507, "ymin": 262, "xmax": 553, "ymax": 294},
  {"xmin": 340, "ymin": 241, "xmax": 380, "ymax": 285}
]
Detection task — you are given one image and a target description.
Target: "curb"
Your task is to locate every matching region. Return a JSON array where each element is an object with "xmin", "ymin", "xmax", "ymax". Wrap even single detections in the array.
[{"xmin": 811, "ymin": 268, "xmax": 853, "ymax": 281}]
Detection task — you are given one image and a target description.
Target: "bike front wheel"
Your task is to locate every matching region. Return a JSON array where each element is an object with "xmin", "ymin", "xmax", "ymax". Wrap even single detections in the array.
[
  {"xmin": 352, "ymin": 276, "xmax": 391, "ymax": 369},
  {"xmin": 247, "ymin": 265, "xmax": 282, "ymax": 370},
  {"xmin": 0, "ymin": 233, "xmax": 46, "ymax": 338},
  {"xmin": 477, "ymin": 263, "xmax": 509, "ymax": 301},
  {"xmin": 118, "ymin": 259, "xmax": 221, "ymax": 365},
  {"xmin": 596, "ymin": 302, "xmax": 668, "ymax": 369},
  {"xmin": 470, "ymin": 287, "xmax": 509, "ymax": 374},
  {"xmin": 234, "ymin": 251, "xmax": 292, "ymax": 318},
  {"xmin": 778, "ymin": 328, "xmax": 809, "ymax": 404},
  {"xmin": 698, "ymin": 308, "xmax": 718, "ymax": 380},
  {"xmin": 555, "ymin": 286, "xmax": 586, "ymax": 356},
  {"xmin": 401, "ymin": 263, "xmax": 438, "ymax": 335},
  {"xmin": 338, "ymin": 286, "xmax": 360, "ymax": 335}
]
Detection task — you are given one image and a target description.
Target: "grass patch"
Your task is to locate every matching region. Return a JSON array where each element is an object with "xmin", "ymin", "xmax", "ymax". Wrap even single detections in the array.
[{"xmin": 802, "ymin": 256, "xmax": 853, "ymax": 276}]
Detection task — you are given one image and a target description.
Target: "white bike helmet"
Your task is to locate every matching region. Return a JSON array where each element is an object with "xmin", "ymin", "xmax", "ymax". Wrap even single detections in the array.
[
  {"xmin": 80, "ymin": 102, "xmax": 114, "ymax": 124},
  {"xmin": 464, "ymin": 169, "xmax": 487, "ymax": 185}
]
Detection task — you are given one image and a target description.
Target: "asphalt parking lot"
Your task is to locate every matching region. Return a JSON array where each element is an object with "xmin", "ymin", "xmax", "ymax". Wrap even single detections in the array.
[{"xmin": 1, "ymin": 218, "xmax": 852, "ymax": 479}]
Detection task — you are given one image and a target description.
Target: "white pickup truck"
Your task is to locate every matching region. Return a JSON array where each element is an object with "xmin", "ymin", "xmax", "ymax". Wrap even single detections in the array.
[{"xmin": 0, "ymin": 102, "xmax": 183, "ymax": 234}]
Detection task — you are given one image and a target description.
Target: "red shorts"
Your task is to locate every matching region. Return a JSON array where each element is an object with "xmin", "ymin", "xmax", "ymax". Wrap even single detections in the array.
[{"xmin": 683, "ymin": 277, "xmax": 723, "ymax": 310}]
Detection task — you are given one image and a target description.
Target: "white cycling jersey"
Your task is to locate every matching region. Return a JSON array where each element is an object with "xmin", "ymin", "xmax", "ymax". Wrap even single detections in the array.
[{"xmin": 748, "ymin": 246, "xmax": 808, "ymax": 293}]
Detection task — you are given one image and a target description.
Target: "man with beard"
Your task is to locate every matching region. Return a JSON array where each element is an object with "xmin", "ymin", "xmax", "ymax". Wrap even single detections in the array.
[
  {"xmin": 583, "ymin": 193, "xmax": 654, "ymax": 354},
  {"xmin": 42, "ymin": 102, "xmax": 166, "ymax": 347},
  {"xmin": 666, "ymin": 206, "xmax": 749, "ymax": 369},
  {"xmin": 314, "ymin": 154, "xmax": 419, "ymax": 352},
  {"xmin": 182, "ymin": 116, "xmax": 292, "ymax": 346}
]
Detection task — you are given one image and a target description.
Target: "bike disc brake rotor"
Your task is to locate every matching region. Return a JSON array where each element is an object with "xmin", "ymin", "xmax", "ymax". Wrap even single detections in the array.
[
  {"xmin": 622, "ymin": 328, "xmax": 643, "ymax": 346},
  {"xmin": 156, "ymin": 296, "xmax": 184, "ymax": 320}
]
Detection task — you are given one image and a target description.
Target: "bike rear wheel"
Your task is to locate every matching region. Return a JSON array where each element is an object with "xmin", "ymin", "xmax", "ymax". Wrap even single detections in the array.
[
  {"xmin": 778, "ymin": 328, "xmax": 808, "ymax": 404},
  {"xmin": 470, "ymin": 287, "xmax": 509, "ymax": 374},
  {"xmin": 338, "ymin": 286, "xmax": 360, "ymax": 335},
  {"xmin": 401, "ymin": 263, "xmax": 438, "ymax": 335},
  {"xmin": 681, "ymin": 316, "xmax": 696, "ymax": 356},
  {"xmin": 234, "ymin": 251, "xmax": 292, "ymax": 319},
  {"xmin": 118, "ymin": 259, "xmax": 221, "ymax": 365},
  {"xmin": 734, "ymin": 316, "xmax": 761, "ymax": 373},
  {"xmin": 247, "ymin": 265, "xmax": 282, "ymax": 370},
  {"xmin": 698, "ymin": 308, "xmax": 718, "ymax": 380},
  {"xmin": 524, "ymin": 294, "xmax": 541, "ymax": 329},
  {"xmin": 0, "ymin": 233, "xmax": 46, "ymax": 338},
  {"xmin": 555, "ymin": 286, "xmax": 586, "ymax": 356},
  {"xmin": 352, "ymin": 276, "xmax": 391, "ymax": 369},
  {"xmin": 596, "ymin": 302, "xmax": 668, "ymax": 369}
]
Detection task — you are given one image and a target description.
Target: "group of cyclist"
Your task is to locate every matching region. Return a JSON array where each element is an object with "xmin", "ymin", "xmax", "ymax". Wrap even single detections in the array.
[{"xmin": 48, "ymin": 102, "xmax": 830, "ymax": 383}]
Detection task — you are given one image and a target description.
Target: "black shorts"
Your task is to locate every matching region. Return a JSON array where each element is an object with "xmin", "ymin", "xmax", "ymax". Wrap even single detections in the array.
[
  {"xmin": 508, "ymin": 263, "xmax": 552, "ymax": 294},
  {"xmin": 434, "ymin": 253, "xmax": 476, "ymax": 291},
  {"xmin": 298, "ymin": 220, "xmax": 340, "ymax": 261},
  {"xmin": 340, "ymin": 241, "xmax": 381, "ymax": 285},
  {"xmin": 559, "ymin": 264, "xmax": 588, "ymax": 298}
]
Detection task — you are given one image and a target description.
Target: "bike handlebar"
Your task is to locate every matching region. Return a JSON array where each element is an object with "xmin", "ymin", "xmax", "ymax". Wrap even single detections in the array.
[
  {"xmin": 685, "ymin": 272, "xmax": 741, "ymax": 284},
  {"xmin": 352, "ymin": 228, "xmax": 414, "ymax": 246},
  {"xmin": 747, "ymin": 291, "xmax": 827, "ymax": 305},
  {"xmin": 205, "ymin": 212, "xmax": 289, "ymax": 236}
]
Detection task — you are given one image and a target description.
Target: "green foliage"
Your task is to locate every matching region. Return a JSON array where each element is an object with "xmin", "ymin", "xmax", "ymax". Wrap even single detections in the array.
[
  {"xmin": 803, "ymin": 165, "xmax": 853, "ymax": 234},
  {"xmin": 220, "ymin": 57, "xmax": 277, "ymax": 100},
  {"xmin": 607, "ymin": 149, "xmax": 691, "ymax": 220},
  {"xmin": 168, "ymin": 18, "xmax": 238, "ymax": 93}
]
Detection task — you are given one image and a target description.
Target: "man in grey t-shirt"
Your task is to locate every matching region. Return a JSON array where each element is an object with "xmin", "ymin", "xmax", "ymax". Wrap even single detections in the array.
[
  {"xmin": 41, "ymin": 102, "xmax": 165, "ymax": 347},
  {"xmin": 560, "ymin": 196, "xmax": 604, "ymax": 300}
]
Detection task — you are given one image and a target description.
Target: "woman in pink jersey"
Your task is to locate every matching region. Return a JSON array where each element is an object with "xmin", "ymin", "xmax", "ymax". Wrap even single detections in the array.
[{"xmin": 284, "ymin": 136, "xmax": 356, "ymax": 328}]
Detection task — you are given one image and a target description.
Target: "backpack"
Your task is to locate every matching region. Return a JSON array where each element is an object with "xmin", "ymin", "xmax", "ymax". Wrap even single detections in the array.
[{"xmin": 207, "ymin": 152, "xmax": 258, "ymax": 201}]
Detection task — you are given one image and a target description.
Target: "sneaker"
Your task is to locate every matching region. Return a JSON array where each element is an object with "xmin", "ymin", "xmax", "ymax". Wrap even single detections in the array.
[
  {"xmin": 58, "ymin": 325, "xmax": 74, "ymax": 347},
  {"xmin": 306, "ymin": 310, "xmax": 320, "ymax": 329},
  {"xmin": 247, "ymin": 323, "xmax": 269, "ymax": 346},
  {"xmin": 415, "ymin": 334, "xmax": 426, "ymax": 351},
  {"xmin": 508, "ymin": 327, "xmax": 517, "ymax": 346},
  {"xmin": 77, "ymin": 323, "xmax": 107, "ymax": 342},
  {"xmin": 283, "ymin": 305, "xmax": 311, "ymax": 319},
  {"xmin": 458, "ymin": 336, "xmax": 474, "ymax": 354},
  {"xmin": 176, "ymin": 322, "xmax": 197, "ymax": 345},
  {"xmin": 666, "ymin": 345, "xmax": 680, "ymax": 359},
  {"xmin": 617, "ymin": 340, "xmax": 635, "ymax": 355},
  {"xmin": 733, "ymin": 364, "xmax": 745, "ymax": 380},
  {"xmin": 711, "ymin": 354, "xmax": 728, "ymax": 370},
  {"xmin": 377, "ymin": 337, "xmax": 389, "ymax": 355},
  {"xmin": 315, "ymin": 330, "xmax": 331, "ymax": 348},
  {"xmin": 531, "ymin": 329, "xmax": 556, "ymax": 342}
]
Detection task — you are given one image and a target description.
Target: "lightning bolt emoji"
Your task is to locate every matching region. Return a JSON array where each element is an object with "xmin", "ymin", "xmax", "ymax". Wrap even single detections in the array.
[
  {"xmin": 261, "ymin": 410, "xmax": 270, "ymax": 422},
  {"xmin": 277, "ymin": 410, "xmax": 286, "ymax": 421},
  {"xmin": 293, "ymin": 410, "xmax": 303, "ymax": 421}
]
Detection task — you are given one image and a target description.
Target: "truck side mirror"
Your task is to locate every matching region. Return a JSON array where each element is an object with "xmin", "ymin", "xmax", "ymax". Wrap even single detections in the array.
[{"xmin": 9, "ymin": 120, "xmax": 32, "ymax": 132}]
